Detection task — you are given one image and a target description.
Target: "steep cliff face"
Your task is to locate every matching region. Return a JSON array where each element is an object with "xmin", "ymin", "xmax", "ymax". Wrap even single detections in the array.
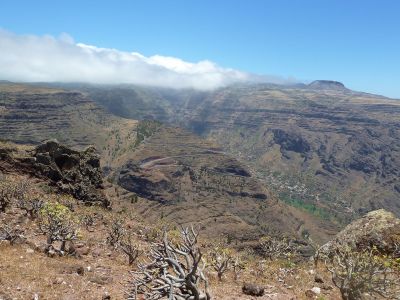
[
  {"xmin": 0, "ymin": 83, "xmax": 102, "ymax": 147},
  {"xmin": 0, "ymin": 140, "xmax": 109, "ymax": 206}
]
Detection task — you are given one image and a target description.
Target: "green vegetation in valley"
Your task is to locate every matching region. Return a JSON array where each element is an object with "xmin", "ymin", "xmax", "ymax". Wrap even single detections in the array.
[
  {"xmin": 280, "ymin": 193, "xmax": 331, "ymax": 220},
  {"xmin": 134, "ymin": 119, "xmax": 162, "ymax": 147}
]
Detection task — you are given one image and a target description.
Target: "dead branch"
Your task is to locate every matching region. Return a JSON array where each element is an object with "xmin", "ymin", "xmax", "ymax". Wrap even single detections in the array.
[{"xmin": 259, "ymin": 235, "xmax": 296, "ymax": 260}]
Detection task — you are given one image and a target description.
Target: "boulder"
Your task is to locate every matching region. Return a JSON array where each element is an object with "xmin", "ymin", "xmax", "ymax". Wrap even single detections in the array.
[
  {"xmin": 305, "ymin": 287, "xmax": 321, "ymax": 298},
  {"xmin": 102, "ymin": 293, "xmax": 111, "ymax": 300},
  {"xmin": 242, "ymin": 283, "xmax": 265, "ymax": 296},
  {"xmin": 322, "ymin": 209, "xmax": 400, "ymax": 255},
  {"xmin": 314, "ymin": 274, "xmax": 324, "ymax": 283}
]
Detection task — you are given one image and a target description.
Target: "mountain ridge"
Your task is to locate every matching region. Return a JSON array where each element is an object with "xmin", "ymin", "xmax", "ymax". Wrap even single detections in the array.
[{"xmin": 308, "ymin": 80, "xmax": 346, "ymax": 90}]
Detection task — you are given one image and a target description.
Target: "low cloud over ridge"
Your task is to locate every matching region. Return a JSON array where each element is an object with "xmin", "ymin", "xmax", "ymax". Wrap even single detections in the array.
[{"xmin": 0, "ymin": 30, "xmax": 291, "ymax": 90}]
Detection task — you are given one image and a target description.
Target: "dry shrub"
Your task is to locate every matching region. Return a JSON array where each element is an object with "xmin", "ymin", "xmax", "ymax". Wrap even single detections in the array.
[
  {"xmin": 129, "ymin": 226, "xmax": 210, "ymax": 300},
  {"xmin": 38, "ymin": 201, "xmax": 80, "ymax": 256},
  {"xmin": 0, "ymin": 224, "xmax": 24, "ymax": 245},
  {"xmin": 119, "ymin": 232, "xmax": 141, "ymax": 265},
  {"xmin": 207, "ymin": 245, "xmax": 234, "ymax": 281},
  {"xmin": 0, "ymin": 179, "xmax": 30, "ymax": 212},
  {"xmin": 327, "ymin": 244, "xmax": 400, "ymax": 300}
]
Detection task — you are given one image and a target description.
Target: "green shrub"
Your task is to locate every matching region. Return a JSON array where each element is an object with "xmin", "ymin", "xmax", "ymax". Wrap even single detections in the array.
[
  {"xmin": 327, "ymin": 245, "xmax": 400, "ymax": 300},
  {"xmin": 38, "ymin": 201, "xmax": 79, "ymax": 255}
]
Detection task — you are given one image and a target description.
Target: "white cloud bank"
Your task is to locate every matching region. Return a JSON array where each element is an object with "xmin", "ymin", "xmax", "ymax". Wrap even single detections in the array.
[{"xmin": 0, "ymin": 30, "xmax": 291, "ymax": 90}]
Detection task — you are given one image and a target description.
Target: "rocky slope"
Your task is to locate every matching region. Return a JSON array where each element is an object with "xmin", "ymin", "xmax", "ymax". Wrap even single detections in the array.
[
  {"xmin": 188, "ymin": 84, "xmax": 400, "ymax": 223},
  {"xmin": 0, "ymin": 169, "xmax": 341, "ymax": 300}
]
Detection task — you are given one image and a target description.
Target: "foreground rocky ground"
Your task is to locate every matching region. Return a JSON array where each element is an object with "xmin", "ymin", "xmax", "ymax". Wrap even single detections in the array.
[
  {"xmin": 0, "ymin": 175, "xmax": 340, "ymax": 300},
  {"xmin": 1, "ymin": 141, "xmax": 399, "ymax": 300}
]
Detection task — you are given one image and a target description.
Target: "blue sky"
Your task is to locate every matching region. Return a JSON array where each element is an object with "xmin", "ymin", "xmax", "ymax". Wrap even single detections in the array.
[{"xmin": 1, "ymin": 0, "xmax": 399, "ymax": 97}]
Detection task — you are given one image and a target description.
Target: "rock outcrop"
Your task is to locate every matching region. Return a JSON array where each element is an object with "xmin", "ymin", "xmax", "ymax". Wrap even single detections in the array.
[
  {"xmin": 33, "ymin": 140, "xmax": 109, "ymax": 206},
  {"xmin": 0, "ymin": 140, "xmax": 109, "ymax": 207},
  {"xmin": 323, "ymin": 209, "xmax": 400, "ymax": 254}
]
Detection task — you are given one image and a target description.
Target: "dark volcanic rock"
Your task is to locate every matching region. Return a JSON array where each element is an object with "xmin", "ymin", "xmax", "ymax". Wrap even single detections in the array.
[
  {"xmin": 118, "ymin": 160, "xmax": 173, "ymax": 202},
  {"xmin": 272, "ymin": 129, "xmax": 311, "ymax": 155},
  {"xmin": 31, "ymin": 140, "xmax": 109, "ymax": 206},
  {"xmin": 315, "ymin": 274, "xmax": 324, "ymax": 283},
  {"xmin": 214, "ymin": 164, "xmax": 251, "ymax": 177},
  {"xmin": 242, "ymin": 283, "xmax": 265, "ymax": 296},
  {"xmin": 0, "ymin": 140, "xmax": 109, "ymax": 207}
]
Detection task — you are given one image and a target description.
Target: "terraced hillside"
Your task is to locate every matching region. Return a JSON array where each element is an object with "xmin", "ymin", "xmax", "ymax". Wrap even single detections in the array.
[
  {"xmin": 0, "ymin": 82, "xmax": 137, "ymax": 165},
  {"xmin": 113, "ymin": 126, "xmax": 338, "ymax": 243},
  {"xmin": 182, "ymin": 83, "xmax": 400, "ymax": 223},
  {"xmin": 81, "ymin": 82, "xmax": 400, "ymax": 225}
]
